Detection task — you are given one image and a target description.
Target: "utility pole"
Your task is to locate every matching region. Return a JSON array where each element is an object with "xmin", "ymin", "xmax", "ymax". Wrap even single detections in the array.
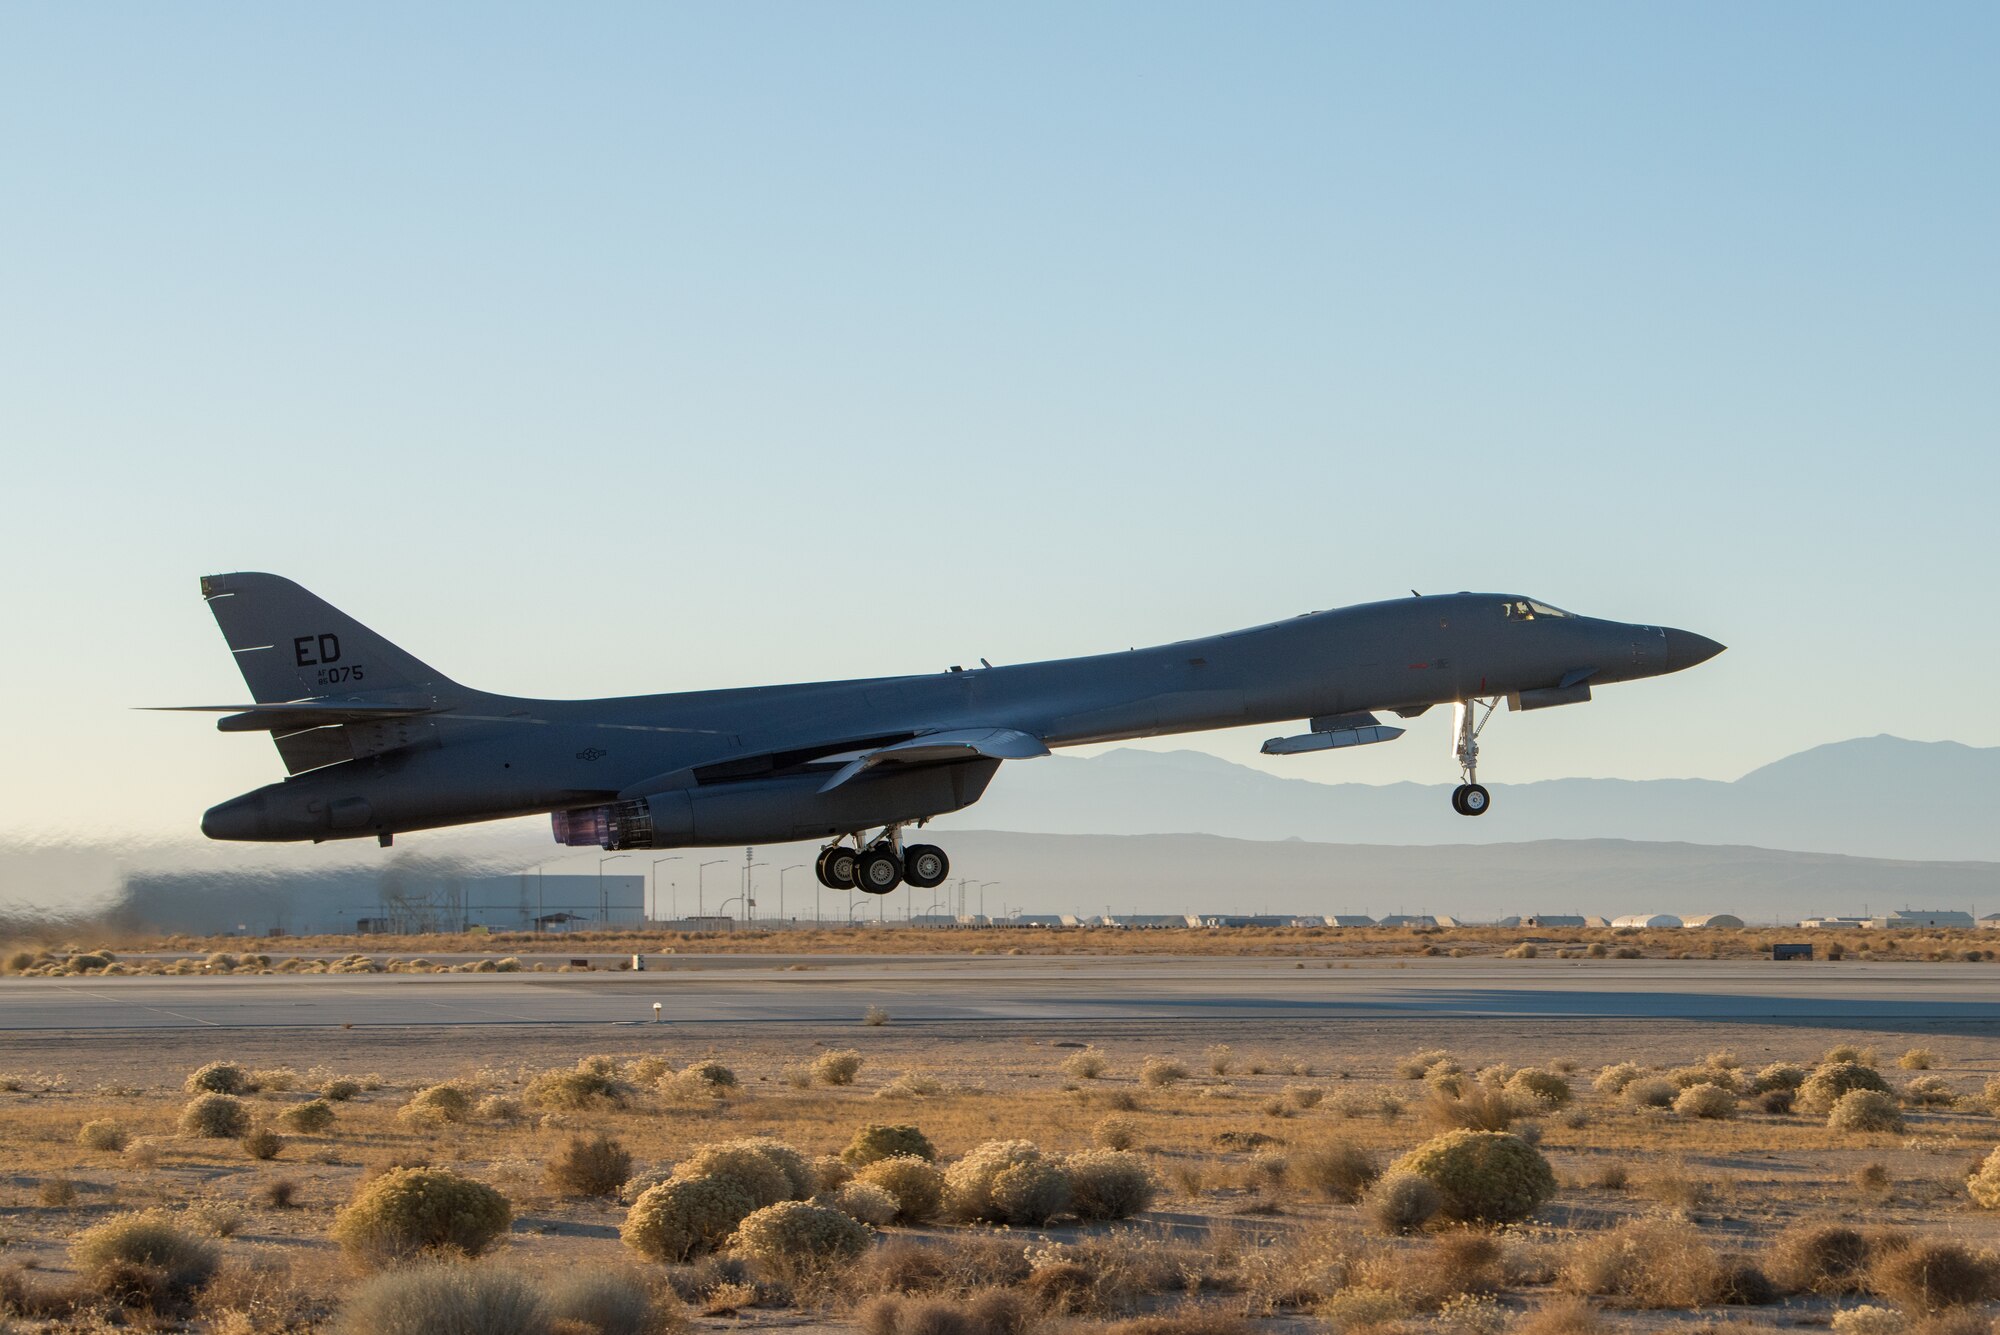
[
  {"xmin": 741, "ymin": 848, "xmax": 766, "ymax": 924},
  {"xmin": 598, "ymin": 853, "xmax": 630, "ymax": 925},
  {"xmin": 650, "ymin": 855, "xmax": 682, "ymax": 922}
]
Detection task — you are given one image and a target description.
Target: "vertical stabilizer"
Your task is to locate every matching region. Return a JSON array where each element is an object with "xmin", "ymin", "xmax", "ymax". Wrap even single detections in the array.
[{"xmin": 200, "ymin": 572, "xmax": 452, "ymax": 703}]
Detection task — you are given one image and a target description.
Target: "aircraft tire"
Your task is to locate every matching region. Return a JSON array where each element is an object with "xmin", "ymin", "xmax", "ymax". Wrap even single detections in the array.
[
  {"xmin": 817, "ymin": 845, "xmax": 858, "ymax": 890},
  {"xmin": 904, "ymin": 844, "xmax": 949, "ymax": 889},
  {"xmin": 857, "ymin": 847, "xmax": 903, "ymax": 894},
  {"xmin": 1449, "ymin": 784, "xmax": 1467, "ymax": 814},
  {"xmin": 1460, "ymin": 783, "xmax": 1491, "ymax": 816}
]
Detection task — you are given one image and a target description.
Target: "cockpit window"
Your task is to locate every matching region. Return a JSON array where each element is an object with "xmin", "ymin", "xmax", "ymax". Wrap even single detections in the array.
[{"xmin": 1503, "ymin": 599, "xmax": 1574, "ymax": 621}]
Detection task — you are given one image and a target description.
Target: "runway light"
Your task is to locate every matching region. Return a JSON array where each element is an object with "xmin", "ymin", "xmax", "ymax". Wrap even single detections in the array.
[{"xmin": 652, "ymin": 1002, "xmax": 662, "ymax": 1024}]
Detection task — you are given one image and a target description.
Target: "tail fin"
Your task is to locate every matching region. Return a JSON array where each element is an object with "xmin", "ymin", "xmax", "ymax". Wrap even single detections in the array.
[{"xmin": 200, "ymin": 572, "xmax": 452, "ymax": 702}]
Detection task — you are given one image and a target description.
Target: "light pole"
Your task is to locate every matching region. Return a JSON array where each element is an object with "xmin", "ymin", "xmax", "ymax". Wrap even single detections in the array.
[
  {"xmin": 598, "ymin": 853, "xmax": 630, "ymax": 926},
  {"xmin": 698, "ymin": 860, "xmax": 729, "ymax": 921},
  {"xmin": 778, "ymin": 864, "xmax": 806, "ymax": 924},
  {"xmin": 742, "ymin": 851, "xmax": 766, "ymax": 924},
  {"xmin": 650, "ymin": 856, "xmax": 682, "ymax": 923},
  {"xmin": 978, "ymin": 881, "xmax": 1001, "ymax": 921}
]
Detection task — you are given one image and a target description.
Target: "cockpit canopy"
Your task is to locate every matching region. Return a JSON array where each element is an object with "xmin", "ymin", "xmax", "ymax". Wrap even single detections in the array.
[{"xmin": 1502, "ymin": 598, "xmax": 1573, "ymax": 621}]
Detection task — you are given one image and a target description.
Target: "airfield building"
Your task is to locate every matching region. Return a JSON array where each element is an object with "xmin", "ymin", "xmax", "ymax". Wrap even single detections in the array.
[
  {"xmin": 1377, "ymin": 914, "xmax": 1438, "ymax": 928},
  {"xmin": 1865, "ymin": 910, "xmax": 1975, "ymax": 929},
  {"xmin": 1324, "ymin": 915, "xmax": 1377, "ymax": 927},
  {"xmin": 1682, "ymin": 913, "xmax": 1746, "ymax": 929},
  {"xmin": 1611, "ymin": 913, "xmax": 1684, "ymax": 929},
  {"xmin": 1521, "ymin": 915, "xmax": 1588, "ymax": 928}
]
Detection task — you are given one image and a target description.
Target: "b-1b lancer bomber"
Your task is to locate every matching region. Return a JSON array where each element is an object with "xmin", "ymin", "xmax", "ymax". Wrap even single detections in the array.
[{"xmin": 167, "ymin": 574, "xmax": 1723, "ymax": 894}]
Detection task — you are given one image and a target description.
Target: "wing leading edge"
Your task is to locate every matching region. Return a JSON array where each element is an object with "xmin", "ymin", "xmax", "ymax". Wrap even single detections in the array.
[{"xmin": 817, "ymin": 728, "xmax": 1049, "ymax": 792}]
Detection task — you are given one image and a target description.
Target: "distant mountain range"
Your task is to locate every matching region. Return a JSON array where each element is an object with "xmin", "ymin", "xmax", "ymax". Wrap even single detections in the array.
[
  {"xmin": 913, "ymin": 831, "xmax": 1998, "ymax": 924},
  {"xmin": 942, "ymin": 735, "xmax": 2000, "ymax": 863}
]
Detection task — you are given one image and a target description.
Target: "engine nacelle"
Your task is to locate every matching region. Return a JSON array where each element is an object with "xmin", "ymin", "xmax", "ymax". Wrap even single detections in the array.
[{"xmin": 551, "ymin": 759, "xmax": 1000, "ymax": 849}]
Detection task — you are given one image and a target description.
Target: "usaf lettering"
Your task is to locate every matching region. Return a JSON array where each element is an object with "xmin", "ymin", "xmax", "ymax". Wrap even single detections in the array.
[{"xmin": 293, "ymin": 633, "xmax": 342, "ymax": 666}]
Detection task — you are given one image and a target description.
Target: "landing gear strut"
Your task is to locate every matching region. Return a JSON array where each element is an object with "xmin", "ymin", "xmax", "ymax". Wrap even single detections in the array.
[
  {"xmin": 816, "ymin": 826, "xmax": 951, "ymax": 895},
  {"xmin": 1450, "ymin": 698, "xmax": 1495, "ymax": 817}
]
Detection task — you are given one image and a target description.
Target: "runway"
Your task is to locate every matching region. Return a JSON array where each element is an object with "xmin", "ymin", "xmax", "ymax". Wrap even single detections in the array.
[{"xmin": 4, "ymin": 956, "xmax": 1999, "ymax": 1031}]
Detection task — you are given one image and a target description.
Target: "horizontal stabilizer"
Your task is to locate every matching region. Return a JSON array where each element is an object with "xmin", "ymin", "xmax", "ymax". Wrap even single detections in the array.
[
  {"xmin": 818, "ymin": 727, "xmax": 1049, "ymax": 792},
  {"xmin": 143, "ymin": 702, "xmax": 439, "ymax": 733}
]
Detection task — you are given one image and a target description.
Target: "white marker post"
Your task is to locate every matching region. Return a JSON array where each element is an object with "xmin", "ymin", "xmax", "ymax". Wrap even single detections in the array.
[{"xmin": 652, "ymin": 1002, "xmax": 663, "ymax": 1024}]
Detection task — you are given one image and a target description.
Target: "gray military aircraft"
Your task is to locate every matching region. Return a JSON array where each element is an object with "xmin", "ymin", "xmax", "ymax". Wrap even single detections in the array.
[{"xmin": 164, "ymin": 574, "xmax": 1722, "ymax": 894}]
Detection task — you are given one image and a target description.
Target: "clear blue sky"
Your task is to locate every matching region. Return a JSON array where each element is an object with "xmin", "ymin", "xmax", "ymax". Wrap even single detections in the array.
[{"xmin": 3, "ymin": 3, "xmax": 1995, "ymax": 840}]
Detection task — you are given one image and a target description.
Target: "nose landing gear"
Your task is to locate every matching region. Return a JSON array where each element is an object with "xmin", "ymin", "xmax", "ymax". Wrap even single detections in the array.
[{"xmin": 1450, "ymin": 698, "xmax": 1497, "ymax": 817}]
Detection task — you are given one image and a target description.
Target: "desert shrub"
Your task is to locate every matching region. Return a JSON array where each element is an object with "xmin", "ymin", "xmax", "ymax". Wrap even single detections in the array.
[
  {"xmin": 1903, "ymin": 1075, "xmax": 1955, "ymax": 1106},
  {"xmin": 1898, "ymin": 1048, "xmax": 1937, "ymax": 1071},
  {"xmin": 1396, "ymin": 1049, "xmax": 1459, "ymax": 1080},
  {"xmin": 1505, "ymin": 1069, "xmax": 1572, "ymax": 1109},
  {"xmin": 183, "ymin": 1061, "xmax": 251, "ymax": 1095},
  {"xmin": 844, "ymin": 1124, "xmax": 936, "ymax": 1165},
  {"xmin": 1388, "ymin": 1131, "xmax": 1555, "ymax": 1224},
  {"xmin": 1287, "ymin": 1084, "xmax": 1326, "ymax": 1110},
  {"xmin": 69, "ymin": 1209, "xmax": 220, "ymax": 1302},
  {"xmin": 1292, "ymin": 1144, "xmax": 1380, "ymax": 1202},
  {"xmin": 815, "ymin": 1050, "xmax": 864, "ymax": 1086},
  {"xmin": 990, "ymin": 1158, "xmax": 1072, "ymax": 1225},
  {"xmin": 1758, "ymin": 1087, "xmax": 1797, "ymax": 1114},
  {"xmin": 1322, "ymin": 1287, "xmax": 1410, "ymax": 1331},
  {"xmin": 1968, "ymin": 1147, "xmax": 2000, "ymax": 1208},
  {"xmin": 477, "ymin": 1095, "xmax": 524, "ymax": 1121},
  {"xmin": 1828, "ymin": 1089, "xmax": 1905, "ymax": 1133},
  {"xmin": 549, "ymin": 1134, "xmax": 635, "ymax": 1198},
  {"xmin": 1754, "ymin": 1062, "xmax": 1807, "ymax": 1092},
  {"xmin": 877, "ymin": 1073, "xmax": 945, "ymax": 1099},
  {"xmin": 526, "ymin": 1062, "xmax": 631, "ymax": 1109},
  {"xmin": 675, "ymin": 1145, "xmax": 791, "ymax": 1209},
  {"xmin": 1504, "ymin": 943, "xmax": 1538, "ymax": 959},
  {"xmin": 329, "ymin": 1167, "xmax": 511, "ymax": 1264},
  {"xmin": 731, "ymin": 1200, "xmax": 870, "ymax": 1269},
  {"xmin": 944, "ymin": 1140, "xmax": 1045, "ymax": 1221},
  {"xmin": 1094, "ymin": 1115, "xmax": 1140, "ymax": 1150},
  {"xmin": 279, "ymin": 1098, "xmax": 336, "ymax": 1133},
  {"xmin": 329, "ymin": 1264, "xmax": 547, "ymax": 1335},
  {"xmin": 1668, "ymin": 1064, "xmax": 1738, "ymax": 1092},
  {"xmin": 258, "ymin": 1179, "xmax": 300, "ymax": 1208},
  {"xmin": 1140, "ymin": 1057, "xmax": 1189, "ymax": 1088},
  {"xmin": 623, "ymin": 1176, "xmax": 756, "ymax": 1261},
  {"xmin": 1065, "ymin": 1150, "xmax": 1158, "ymax": 1220},
  {"xmin": 676, "ymin": 1055, "xmax": 740, "ymax": 1087},
  {"xmin": 1823, "ymin": 1044, "xmax": 1876, "ymax": 1066},
  {"xmin": 322, "ymin": 1077, "xmax": 363, "ymax": 1102},
  {"xmin": 738, "ymin": 1137, "xmax": 817, "ymax": 1199},
  {"xmin": 250, "ymin": 1066, "xmax": 298, "ymax": 1091},
  {"xmin": 545, "ymin": 1269, "xmax": 675, "ymax": 1335},
  {"xmin": 863, "ymin": 1004, "xmax": 891, "ymax": 1026},
  {"xmin": 824, "ymin": 1180, "xmax": 900, "ymax": 1226},
  {"xmin": 242, "ymin": 1128, "xmax": 284, "ymax": 1160},
  {"xmin": 1206, "ymin": 1043, "xmax": 1233, "ymax": 1075},
  {"xmin": 78, "ymin": 1118, "xmax": 128, "ymax": 1152},
  {"xmin": 179, "ymin": 1093, "xmax": 251, "ymax": 1138},
  {"xmin": 857, "ymin": 1155, "xmax": 947, "ymax": 1223},
  {"xmin": 1766, "ymin": 1221, "xmax": 1875, "ymax": 1294},
  {"xmin": 1621, "ymin": 1077, "xmax": 1677, "ymax": 1109},
  {"xmin": 1855, "ymin": 1162, "xmax": 1892, "ymax": 1194},
  {"xmin": 1800, "ymin": 1061, "xmax": 1892, "ymax": 1114},
  {"xmin": 1367, "ymin": 1170, "xmax": 1443, "ymax": 1234},
  {"xmin": 1561, "ymin": 1215, "xmax": 1720, "ymax": 1307},
  {"xmin": 1866, "ymin": 1237, "xmax": 2000, "ymax": 1313},
  {"xmin": 1675, "ymin": 1084, "xmax": 1737, "ymax": 1120},
  {"xmin": 1591, "ymin": 1063, "xmax": 1643, "ymax": 1094},
  {"xmin": 397, "ymin": 1082, "xmax": 473, "ymax": 1127},
  {"xmin": 1829, "ymin": 1309, "xmax": 1905, "ymax": 1335},
  {"xmin": 1063, "ymin": 1048, "xmax": 1107, "ymax": 1079},
  {"xmin": 1423, "ymin": 1085, "xmax": 1518, "ymax": 1132}
]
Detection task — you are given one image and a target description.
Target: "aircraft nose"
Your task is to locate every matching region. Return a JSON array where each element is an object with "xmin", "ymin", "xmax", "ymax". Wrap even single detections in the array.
[{"xmin": 1661, "ymin": 628, "xmax": 1726, "ymax": 673}]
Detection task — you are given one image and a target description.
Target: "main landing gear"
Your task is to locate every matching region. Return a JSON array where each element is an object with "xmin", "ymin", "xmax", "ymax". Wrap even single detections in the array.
[
  {"xmin": 815, "ymin": 827, "xmax": 950, "ymax": 894},
  {"xmin": 1450, "ymin": 698, "xmax": 1496, "ymax": 817}
]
